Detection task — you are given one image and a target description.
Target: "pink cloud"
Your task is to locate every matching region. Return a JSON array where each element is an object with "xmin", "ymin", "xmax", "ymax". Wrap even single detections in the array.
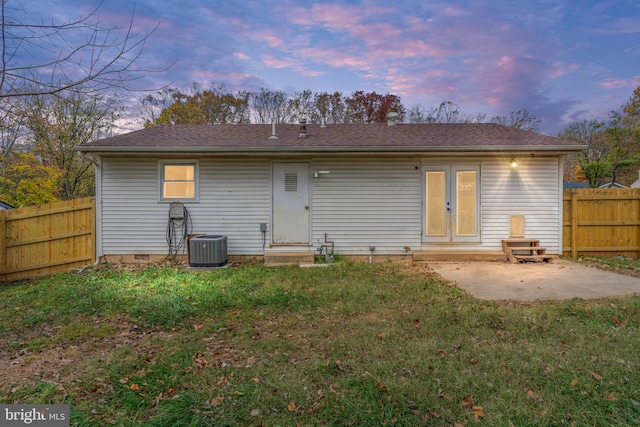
[{"xmin": 599, "ymin": 77, "xmax": 640, "ymax": 89}]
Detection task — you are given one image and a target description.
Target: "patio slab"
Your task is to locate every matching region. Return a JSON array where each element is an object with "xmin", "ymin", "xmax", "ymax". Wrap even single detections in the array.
[{"xmin": 428, "ymin": 259, "xmax": 640, "ymax": 301}]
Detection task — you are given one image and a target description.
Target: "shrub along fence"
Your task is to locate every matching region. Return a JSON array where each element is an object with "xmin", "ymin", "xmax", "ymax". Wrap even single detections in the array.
[
  {"xmin": 0, "ymin": 197, "xmax": 96, "ymax": 281},
  {"xmin": 563, "ymin": 188, "xmax": 640, "ymax": 258}
]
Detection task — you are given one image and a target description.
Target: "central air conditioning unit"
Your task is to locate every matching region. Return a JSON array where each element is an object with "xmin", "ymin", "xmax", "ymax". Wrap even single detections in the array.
[{"xmin": 189, "ymin": 235, "xmax": 228, "ymax": 267}]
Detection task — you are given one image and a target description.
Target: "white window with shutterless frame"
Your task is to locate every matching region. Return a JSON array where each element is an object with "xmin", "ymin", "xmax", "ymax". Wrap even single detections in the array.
[{"xmin": 159, "ymin": 160, "xmax": 199, "ymax": 202}]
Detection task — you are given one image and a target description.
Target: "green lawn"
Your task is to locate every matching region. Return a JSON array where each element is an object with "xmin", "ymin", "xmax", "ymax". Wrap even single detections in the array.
[{"xmin": 1, "ymin": 259, "xmax": 639, "ymax": 426}]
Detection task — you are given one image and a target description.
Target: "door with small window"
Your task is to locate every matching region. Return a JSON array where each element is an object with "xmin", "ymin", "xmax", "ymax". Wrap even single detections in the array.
[
  {"xmin": 272, "ymin": 162, "xmax": 310, "ymax": 244},
  {"xmin": 424, "ymin": 165, "xmax": 480, "ymax": 243}
]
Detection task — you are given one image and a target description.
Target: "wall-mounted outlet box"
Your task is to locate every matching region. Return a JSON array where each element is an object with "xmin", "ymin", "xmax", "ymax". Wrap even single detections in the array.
[{"xmin": 260, "ymin": 223, "xmax": 267, "ymax": 232}]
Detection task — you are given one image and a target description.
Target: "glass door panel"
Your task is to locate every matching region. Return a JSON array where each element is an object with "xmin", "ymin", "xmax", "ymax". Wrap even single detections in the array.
[
  {"xmin": 455, "ymin": 170, "xmax": 477, "ymax": 236},
  {"xmin": 424, "ymin": 165, "xmax": 480, "ymax": 243},
  {"xmin": 426, "ymin": 171, "xmax": 446, "ymax": 236}
]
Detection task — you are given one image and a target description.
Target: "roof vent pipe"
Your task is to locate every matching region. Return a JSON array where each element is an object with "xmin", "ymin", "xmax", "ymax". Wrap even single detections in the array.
[
  {"xmin": 386, "ymin": 111, "xmax": 399, "ymax": 126},
  {"xmin": 268, "ymin": 122, "xmax": 279, "ymax": 139},
  {"xmin": 320, "ymin": 116, "xmax": 327, "ymax": 128},
  {"xmin": 299, "ymin": 118, "xmax": 308, "ymax": 138}
]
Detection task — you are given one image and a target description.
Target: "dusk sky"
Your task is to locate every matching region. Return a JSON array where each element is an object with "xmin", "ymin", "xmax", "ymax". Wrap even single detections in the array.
[{"xmin": 17, "ymin": 0, "xmax": 640, "ymax": 134}]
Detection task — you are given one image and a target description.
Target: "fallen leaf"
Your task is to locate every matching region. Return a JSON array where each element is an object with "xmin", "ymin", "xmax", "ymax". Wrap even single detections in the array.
[
  {"xmin": 250, "ymin": 408, "xmax": 261, "ymax": 417},
  {"xmin": 590, "ymin": 371, "xmax": 603, "ymax": 381},
  {"xmin": 287, "ymin": 401, "xmax": 297, "ymax": 412},
  {"xmin": 613, "ymin": 317, "xmax": 625, "ymax": 327},
  {"xmin": 571, "ymin": 379, "xmax": 579, "ymax": 387},
  {"xmin": 251, "ymin": 376, "xmax": 260, "ymax": 383},
  {"xmin": 461, "ymin": 394, "xmax": 474, "ymax": 406},
  {"xmin": 607, "ymin": 393, "xmax": 616, "ymax": 401},
  {"xmin": 376, "ymin": 382, "xmax": 388, "ymax": 391},
  {"xmin": 472, "ymin": 406, "xmax": 484, "ymax": 419},
  {"xmin": 437, "ymin": 349, "xmax": 447, "ymax": 356},
  {"xmin": 210, "ymin": 396, "xmax": 224, "ymax": 406},
  {"xmin": 233, "ymin": 390, "xmax": 244, "ymax": 396},
  {"xmin": 527, "ymin": 389, "xmax": 540, "ymax": 399},
  {"xmin": 130, "ymin": 383, "xmax": 140, "ymax": 392}
]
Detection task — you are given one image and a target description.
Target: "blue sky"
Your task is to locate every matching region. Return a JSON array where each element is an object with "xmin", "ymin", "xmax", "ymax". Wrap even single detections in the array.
[{"xmin": 16, "ymin": 0, "xmax": 640, "ymax": 134}]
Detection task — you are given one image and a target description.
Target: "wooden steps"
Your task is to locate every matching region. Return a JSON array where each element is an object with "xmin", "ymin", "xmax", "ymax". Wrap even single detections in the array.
[{"xmin": 502, "ymin": 239, "xmax": 556, "ymax": 263}]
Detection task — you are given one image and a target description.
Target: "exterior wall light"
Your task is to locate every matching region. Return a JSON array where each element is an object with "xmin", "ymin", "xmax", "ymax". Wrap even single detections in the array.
[{"xmin": 510, "ymin": 158, "xmax": 518, "ymax": 168}]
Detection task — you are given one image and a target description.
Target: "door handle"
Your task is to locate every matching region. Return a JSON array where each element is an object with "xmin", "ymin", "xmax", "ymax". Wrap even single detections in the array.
[{"xmin": 305, "ymin": 205, "xmax": 309, "ymax": 210}]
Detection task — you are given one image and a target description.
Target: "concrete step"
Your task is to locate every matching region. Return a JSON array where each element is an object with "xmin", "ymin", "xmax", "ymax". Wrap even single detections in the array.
[
  {"xmin": 264, "ymin": 251, "xmax": 315, "ymax": 266},
  {"xmin": 412, "ymin": 251, "xmax": 507, "ymax": 262}
]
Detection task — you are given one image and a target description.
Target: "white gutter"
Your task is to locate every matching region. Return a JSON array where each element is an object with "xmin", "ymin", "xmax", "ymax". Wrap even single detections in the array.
[{"xmin": 78, "ymin": 144, "xmax": 586, "ymax": 155}]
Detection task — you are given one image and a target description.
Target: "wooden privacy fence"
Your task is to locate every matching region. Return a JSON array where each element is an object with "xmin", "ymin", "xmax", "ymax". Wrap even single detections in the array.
[
  {"xmin": 563, "ymin": 188, "xmax": 640, "ymax": 258},
  {"xmin": 0, "ymin": 197, "xmax": 96, "ymax": 281}
]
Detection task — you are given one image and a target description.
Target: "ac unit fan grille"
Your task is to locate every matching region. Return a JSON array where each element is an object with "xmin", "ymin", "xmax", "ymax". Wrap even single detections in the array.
[{"xmin": 189, "ymin": 235, "xmax": 228, "ymax": 267}]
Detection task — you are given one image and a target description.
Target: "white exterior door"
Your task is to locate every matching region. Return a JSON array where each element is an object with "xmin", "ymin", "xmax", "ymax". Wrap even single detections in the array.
[
  {"xmin": 272, "ymin": 162, "xmax": 310, "ymax": 244},
  {"xmin": 424, "ymin": 165, "xmax": 480, "ymax": 243}
]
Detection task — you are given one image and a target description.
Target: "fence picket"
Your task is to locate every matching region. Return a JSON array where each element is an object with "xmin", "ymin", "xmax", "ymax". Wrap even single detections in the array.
[
  {"xmin": 563, "ymin": 188, "xmax": 640, "ymax": 258},
  {"xmin": 0, "ymin": 197, "xmax": 95, "ymax": 281}
]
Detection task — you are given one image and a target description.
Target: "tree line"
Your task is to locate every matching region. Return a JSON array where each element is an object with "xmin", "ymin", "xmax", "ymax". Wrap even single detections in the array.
[
  {"xmin": 2, "ymin": 81, "xmax": 639, "ymax": 207},
  {"xmin": 139, "ymin": 83, "xmax": 541, "ymax": 130},
  {"xmin": 559, "ymin": 86, "xmax": 640, "ymax": 188}
]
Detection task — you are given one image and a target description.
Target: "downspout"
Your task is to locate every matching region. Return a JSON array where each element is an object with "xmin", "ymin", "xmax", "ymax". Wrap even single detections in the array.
[
  {"xmin": 558, "ymin": 155, "xmax": 564, "ymax": 256},
  {"xmin": 78, "ymin": 152, "xmax": 102, "ymax": 268}
]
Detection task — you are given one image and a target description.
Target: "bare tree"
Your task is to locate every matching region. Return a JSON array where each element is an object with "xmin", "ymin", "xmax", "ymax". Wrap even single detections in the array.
[
  {"xmin": 407, "ymin": 101, "xmax": 484, "ymax": 124},
  {"xmin": 0, "ymin": 0, "xmax": 159, "ymax": 99},
  {"xmin": 251, "ymin": 88, "xmax": 292, "ymax": 124},
  {"xmin": 490, "ymin": 109, "xmax": 541, "ymax": 131},
  {"xmin": 25, "ymin": 87, "xmax": 123, "ymax": 199},
  {"xmin": 287, "ymin": 89, "xmax": 315, "ymax": 123}
]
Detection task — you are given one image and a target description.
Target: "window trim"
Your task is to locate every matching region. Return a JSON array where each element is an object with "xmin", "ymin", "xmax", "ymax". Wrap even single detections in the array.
[{"xmin": 158, "ymin": 160, "xmax": 199, "ymax": 202}]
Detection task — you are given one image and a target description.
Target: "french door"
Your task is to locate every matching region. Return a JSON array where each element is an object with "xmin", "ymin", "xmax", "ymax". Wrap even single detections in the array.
[{"xmin": 424, "ymin": 165, "xmax": 480, "ymax": 243}]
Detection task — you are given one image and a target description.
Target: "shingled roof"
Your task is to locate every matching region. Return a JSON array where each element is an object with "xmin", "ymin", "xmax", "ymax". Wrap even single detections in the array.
[{"xmin": 78, "ymin": 123, "xmax": 584, "ymax": 154}]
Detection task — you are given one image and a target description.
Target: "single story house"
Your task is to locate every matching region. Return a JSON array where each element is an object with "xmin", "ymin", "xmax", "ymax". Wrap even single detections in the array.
[
  {"xmin": 77, "ymin": 119, "xmax": 584, "ymax": 264},
  {"xmin": 0, "ymin": 201, "xmax": 14, "ymax": 210}
]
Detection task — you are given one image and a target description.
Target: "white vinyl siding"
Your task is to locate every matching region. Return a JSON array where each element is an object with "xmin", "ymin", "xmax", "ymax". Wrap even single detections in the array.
[
  {"xmin": 99, "ymin": 154, "xmax": 563, "ymax": 257},
  {"xmin": 311, "ymin": 158, "xmax": 422, "ymax": 254},
  {"xmin": 101, "ymin": 158, "xmax": 269, "ymax": 255},
  {"xmin": 481, "ymin": 155, "xmax": 561, "ymax": 254}
]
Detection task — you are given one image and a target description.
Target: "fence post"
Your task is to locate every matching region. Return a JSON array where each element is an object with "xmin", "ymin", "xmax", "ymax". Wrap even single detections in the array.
[
  {"xmin": 0, "ymin": 209, "xmax": 5, "ymax": 280},
  {"xmin": 571, "ymin": 191, "xmax": 579, "ymax": 258}
]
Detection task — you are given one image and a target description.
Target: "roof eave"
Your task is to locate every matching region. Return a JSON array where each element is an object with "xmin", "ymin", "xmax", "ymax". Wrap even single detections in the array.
[{"xmin": 77, "ymin": 144, "xmax": 586, "ymax": 155}]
